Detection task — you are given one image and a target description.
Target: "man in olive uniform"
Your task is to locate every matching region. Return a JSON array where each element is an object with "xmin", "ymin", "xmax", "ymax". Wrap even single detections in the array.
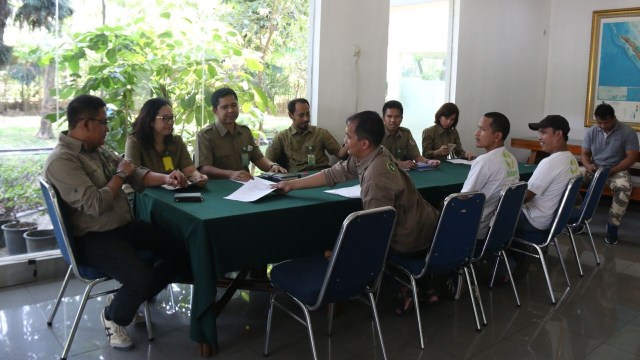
[
  {"xmin": 195, "ymin": 87, "xmax": 286, "ymax": 182},
  {"xmin": 266, "ymin": 98, "xmax": 348, "ymax": 173},
  {"xmin": 381, "ymin": 100, "xmax": 440, "ymax": 169},
  {"xmin": 273, "ymin": 110, "xmax": 439, "ymax": 254}
]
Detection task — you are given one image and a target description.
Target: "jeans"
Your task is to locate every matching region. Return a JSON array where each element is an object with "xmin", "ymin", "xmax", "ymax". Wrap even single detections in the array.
[{"xmin": 76, "ymin": 219, "xmax": 190, "ymax": 326}]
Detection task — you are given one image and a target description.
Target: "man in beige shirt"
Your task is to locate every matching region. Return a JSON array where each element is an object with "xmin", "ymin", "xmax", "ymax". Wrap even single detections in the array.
[
  {"xmin": 195, "ymin": 87, "xmax": 286, "ymax": 182},
  {"xmin": 266, "ymin": 98, "xmax": 348, "ymax": 172},
  {"xmin": 382, "ymin": 100, "xmax": 440, "ymax": 170},
  {"xmin": 45, "ymin": 94, "xmax": 190, "ymax": 351},
  {"xmin": 273, "ymin": 110, "xmax": 439, "ymax": 254}
]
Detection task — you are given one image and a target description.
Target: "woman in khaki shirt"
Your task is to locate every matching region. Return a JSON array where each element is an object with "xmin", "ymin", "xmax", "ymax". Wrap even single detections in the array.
[
  {"xmin": 422, "ymin": 102, "xmax": 474, "ymax": 161},
  {"xmin": 125, "ymin": 98, "xmax": 207, "ymax": 187}
]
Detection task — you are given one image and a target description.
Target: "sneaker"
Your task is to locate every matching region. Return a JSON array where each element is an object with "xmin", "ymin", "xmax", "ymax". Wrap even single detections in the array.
[
  {"xmin": 447, "ymin": 273, "xmax": 463, "ymax": 300},
  {"xmin": 572, "ymin": 224, "xmax": 585, "ymax": 235},
  {"xmin": 605, "ymin": 224, "xmax": 619, "ymax": 245},
  {"xmin": 106, "ymin": 294, "xmax": 146, "ymax": 326},
  {"xmin": 100, "ymin": 308, "xmax": 134, "ymax": 351}
]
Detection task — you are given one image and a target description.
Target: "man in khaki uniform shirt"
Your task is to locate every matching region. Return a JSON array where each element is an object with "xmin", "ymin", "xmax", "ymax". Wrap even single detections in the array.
[
  {"xmin": 382, "ymin": 100, "xmax": 440, "ymax": 170},
  {"xmin": 195, "ymin": 87, "xmax": 286, "ymax": 182},
  {"xmin": 266, "ymin": 98, "xmax": 348, "ymax": 172},
  {"xmin": 273, "ymin": 110, "xmax": 439, "ymax": 254}
]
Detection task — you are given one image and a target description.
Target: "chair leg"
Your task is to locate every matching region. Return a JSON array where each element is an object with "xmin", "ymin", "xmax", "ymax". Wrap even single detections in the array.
[
  {"xmin": 367, "ymin": 292, "xmax": 388, "ymax": 360},
  {"xmin": 326, "ymin": 303, "xmax": 334, "ymax": 336},
  {"xmin": 48, "ymin": 266, "xmax": 72, "ymax": 326},
  {"xmin": 60, "ymin": 280, "xmax": 99, "ymax": 360},
  {"xmin": 567, "ymin": 228, "xmax": 584, "ymax": 277},
  {"xmin": 469, "ymin": 264, "xmax": 487, "ymax": 326},
  {"xmin": 585, "ymin": 222, "xmax": 600, "ymax": 265},
  {"xmin": 409, "ymin": 276, "xmax": 424, "ymax": 349},
  {"xmin": 263, "ymin": 292, "xmax": 276, "ymax": 356},
  {"xmin": 297, "ymin": 301, "xmax": 319, "ymax": 360},
  {"xmin": 143, "ymin": 301, "xmax": 154, "ymax": 341},
  {"xmin": 534, "ymin": 245, "xmax": 556, "ymax": 304},
  {"xmin": 554, "ymin": 237, "xmax": 571, "ymax": 287},
  {"xmin": 464, "ymin": 267, "xmax": 482, "ymax": 331},
  {"xmin": 501, "ymin": 250, "xmax": 521, "ymax": 307}
]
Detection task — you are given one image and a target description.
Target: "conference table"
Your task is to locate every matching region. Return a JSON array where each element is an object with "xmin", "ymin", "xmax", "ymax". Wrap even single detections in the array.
[{"xmin": 135, "ymin": 161, "xmax": 535, "ymax": 356}]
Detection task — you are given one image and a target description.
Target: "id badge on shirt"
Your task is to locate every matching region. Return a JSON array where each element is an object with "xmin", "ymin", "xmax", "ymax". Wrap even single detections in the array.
[
  {"xmin": 242, "ymin": 146, "xmax": 250, "ymax": 167},
  {"xmin": 307, "ymin": 146, "xmax": 315, "ymax": 166},
  {"xmin": 162, "ymin": 155, "xmax": 174, "ymax": 172}
]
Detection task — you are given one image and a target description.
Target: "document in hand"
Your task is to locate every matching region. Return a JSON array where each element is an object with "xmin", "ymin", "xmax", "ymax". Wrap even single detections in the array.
[
  {"xmin": 224, "ymin": 177, "xmax": 276, "ymax": 202},
  {"xmin": 325, "ymin": 184, "xmax": 361, "ymax": 198},
  {"xmin": 415, "ymin": 162, "xmax": 438, "ymax": 171},
  {"xmin": 447, "ymin": 158, "xmax": 474, "ymax": 165}
]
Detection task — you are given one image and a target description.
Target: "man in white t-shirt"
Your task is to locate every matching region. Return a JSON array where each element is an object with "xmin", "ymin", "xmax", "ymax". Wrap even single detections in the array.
[
  {"xmin": 462, "ymin": 112, "xmax": 519, "ymax": 239},
  {"xmin": 516, "ymin": 115, "xmax": 580, "ymax": 240}
]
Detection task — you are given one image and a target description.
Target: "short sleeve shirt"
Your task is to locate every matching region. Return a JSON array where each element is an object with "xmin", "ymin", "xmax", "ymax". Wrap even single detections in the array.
[
  {"xmin": 382, "ymin": 127, "xmax": 421, "ymax": 161},
  {"xmin": 422, "ymin": 125, "xmax": 465, "ymax": 160},
  {"xmin": 266, "ymin": 125, "xmax": 342, "ymax": 173},
  {"xmin": 195, "ymin": 121, "xmax": 264, "ymax": 172},
  {"xmin": 462, "ymin": 147, "xmax": 520, "ymax": 238},
  {"xmin": 583, "ymin": 121, "xmax": 639, "ymax": 168},
  {"xmin": 322, "ymin": 146, "xmax": 439, "ymax": 253},
  {"xmin": 125, "ymin": 134, "xmax": 194, "ymax": 174},
  {"xmin": 523, "ymin": 151, "xmax": 580, "ymax": 230}
]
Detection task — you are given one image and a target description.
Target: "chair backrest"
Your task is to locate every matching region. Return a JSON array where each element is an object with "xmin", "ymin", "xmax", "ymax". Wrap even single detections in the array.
[
  {"xmin": 575, "ymin": 167, "xmax": 609, "ymax": 224},
  {"xmin": 476, "ymin": 181, "xmax": 528, "ymax": 259},
  {"xmin": 420, "ymin": 192, "xmax": 485, "ymax": 277},
  {"xmin": 312, "ymin": 206, "xmax": 396, "ymax": 309},
  {"xmin": 547, "ymin": 175, "xmax": 584, "ymax": 240},
  {"xmin": 39, "ymin": 177, "xmax": 102, "ymax": 282}
]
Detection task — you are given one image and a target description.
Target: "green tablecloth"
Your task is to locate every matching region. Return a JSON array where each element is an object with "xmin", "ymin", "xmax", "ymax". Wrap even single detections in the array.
[{"xmin": 134, "ymin": 161, "xmax": 535, "ymax": 347}]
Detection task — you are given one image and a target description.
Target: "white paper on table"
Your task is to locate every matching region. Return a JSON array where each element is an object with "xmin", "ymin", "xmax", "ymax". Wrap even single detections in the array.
[
  {"xmin": 447, "ymin": 159, "xmax": 474, "ymax": 165},
  {"xmin": 224, "ymin": 177, "xmax": 276, "ymax": 202},
  {"xmin": 325, "ymin": 184, "xmax": 361, "ymax": 198}
]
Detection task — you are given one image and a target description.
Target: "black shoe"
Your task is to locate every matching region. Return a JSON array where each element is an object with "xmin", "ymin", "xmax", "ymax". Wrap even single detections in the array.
[
  {"xmin": 605, "ymin": 224, "xmax": 618, "ymax": 245},
  {"xmin": 572, "ymin": 224, "xmax": 585, "ymax": 235}
]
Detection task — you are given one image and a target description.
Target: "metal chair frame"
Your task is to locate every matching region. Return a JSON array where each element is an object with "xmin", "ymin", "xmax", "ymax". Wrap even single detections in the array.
[
  {"xmin": 511, "ymin": 175, "xmax": 583, "ymax": 304},
  {"xmin": 40, "ymin": 177, "xmax": 153, "ymax": 360}
]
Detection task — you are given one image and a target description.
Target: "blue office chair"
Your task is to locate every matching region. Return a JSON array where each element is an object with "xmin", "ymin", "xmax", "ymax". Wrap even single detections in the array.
[
  {"xmin": 566, "ymin": 167, "xmax": 609, "ymax": 275},
  {"xmin": 511, "ymin": 175, "xmax": 583, "ymax": 304},
  {"xmin": 264, "ymin": 206, "xmax": 397, "ymax": 360},
  {"xmin": 39, "ymin": 177, "xmax": 154, "ymax": 360},
  {"xmin": 473, "ymin": 181, "xmax": 528, "ymax": 308},
  {"xmin": 386, "ymin": 192, "xmax": 485, "ymax": 349}
]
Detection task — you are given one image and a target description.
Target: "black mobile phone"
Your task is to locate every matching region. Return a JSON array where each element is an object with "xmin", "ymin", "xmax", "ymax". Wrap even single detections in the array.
[{"xmin": 174, "ymin": 192, "xmax": 204, "ymax": 202}]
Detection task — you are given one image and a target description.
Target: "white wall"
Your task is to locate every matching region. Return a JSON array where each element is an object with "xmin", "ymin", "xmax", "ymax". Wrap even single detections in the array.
[
  {"xmin": 454, "ymin": 0, "xmax": 551, "ymax": 161},
  {"xmin": 310, "ymin": 0, "xmax": 390, "ymax": 139},
  {"xmin": 545, "ymin": 0, "xmax": 640, "ymax": 143}
]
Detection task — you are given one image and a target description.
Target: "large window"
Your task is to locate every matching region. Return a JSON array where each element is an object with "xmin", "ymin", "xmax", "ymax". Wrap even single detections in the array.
[
  {"xmin": 0, "ymin": 0, "xmax": 309, "ymax": 276},
  {"xmin": 387, "ymin": 0, "xmax": 454, "ymax": 141}
]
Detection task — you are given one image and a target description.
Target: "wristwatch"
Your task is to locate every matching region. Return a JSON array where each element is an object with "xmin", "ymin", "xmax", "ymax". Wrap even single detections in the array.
[
  {"xmin": 270, "ymin": 163, "xmax": 280, "ymax": 169},
  {"xmin": 115, "ymin": 170, "xmax": 128, "ymax": 182}
]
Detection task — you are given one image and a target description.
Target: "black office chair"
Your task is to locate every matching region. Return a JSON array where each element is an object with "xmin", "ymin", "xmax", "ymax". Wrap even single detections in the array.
[
  {"xmin": 566, "ymin": 167, "xmax": 609, "ymax": 275},
  {"xmin": 264, "ymin": 206, "xmax": 397, "ymax": 360},
  {"xmin": 511, "ymin": 175, "xmax": 583, "ymax": 304},
  {"xmin": 386, "ymin": 192, "xmax": 485, "ymax": 349},
  {"xmin": 39, "ymin": 177, "xmax": 154, "ymax": 360}
]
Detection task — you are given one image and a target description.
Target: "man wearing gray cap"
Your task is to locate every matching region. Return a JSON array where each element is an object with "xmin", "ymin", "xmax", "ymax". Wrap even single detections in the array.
[{"xmin": 516, "ymin": 115, "xmax": 580, "ymax": 236}]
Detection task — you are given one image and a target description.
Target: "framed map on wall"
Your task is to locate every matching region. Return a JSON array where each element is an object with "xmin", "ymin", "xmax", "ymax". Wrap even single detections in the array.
[{"xmin": 586, "ymin": 7, "xmax": 640, "ymax": 131}]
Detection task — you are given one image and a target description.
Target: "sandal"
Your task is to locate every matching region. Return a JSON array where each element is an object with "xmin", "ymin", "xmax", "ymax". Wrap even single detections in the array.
[
  {"xmin": 395, "ymin": 289, "xmax": 414, "ymax": 316},
  {"xmin": 419, "ymin": 288, "xmax": 440, "ymax": 306}
]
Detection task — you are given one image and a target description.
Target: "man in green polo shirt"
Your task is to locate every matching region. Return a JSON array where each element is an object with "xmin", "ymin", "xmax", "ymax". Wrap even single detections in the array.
[
  {"xmin": 195, "ymin": 87, "xmax": 287, "ymax": 182},
  {"xmin": 266, "ymin": 98, "xmax": 348, "ymax": 172}
]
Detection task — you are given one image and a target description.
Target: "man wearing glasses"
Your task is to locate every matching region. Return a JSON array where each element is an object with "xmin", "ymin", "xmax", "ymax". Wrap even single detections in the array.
[
  {"xmin": 581, "ymin": 103, "xmax": 639, "ymax": 245},
  {"xmin": 45, "ymin": 94, "xmax": 191, "ymax": 351},
  {"xmin": 195, "ymin": 87, "xmax": 287, "ymax": 182}
]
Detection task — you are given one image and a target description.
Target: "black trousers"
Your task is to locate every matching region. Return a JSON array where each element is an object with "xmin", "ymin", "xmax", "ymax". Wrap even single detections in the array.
[{"xmin": 76, "ymin": 219, "xmax": 190, "ymax": 326}]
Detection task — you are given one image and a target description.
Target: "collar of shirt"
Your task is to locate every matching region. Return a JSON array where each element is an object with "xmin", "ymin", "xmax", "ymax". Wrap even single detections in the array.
[
  {"xmin": 355, "ymin": 145, "xmax": 384, "ymax": 173},
  {"xmin": 215, "ymin": 120, "xmax": 238, "ymax": 137},
  {"xmin": 595, "ymin": 120, "xmax": 620, "ymax": 135},
  {"xmin": 436, "ymin": 125, "xmax": 451, "ymax": 135},
  {"xmin": 385, "ymin": 128, "xmax": 403, "ymax": 139},
  {"xmin": 288, "ymin": 125, "xmax": 314, "ymax": 136},
  {"xmin": 59, "ymin": 131, "xmax": 94, "ymax": 154}
]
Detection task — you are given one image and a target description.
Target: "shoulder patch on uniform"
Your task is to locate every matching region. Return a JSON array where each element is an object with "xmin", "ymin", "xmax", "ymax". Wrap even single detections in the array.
[{"xmin": 387, "ymin": 161, "xmax": 397, "ymax": 173}]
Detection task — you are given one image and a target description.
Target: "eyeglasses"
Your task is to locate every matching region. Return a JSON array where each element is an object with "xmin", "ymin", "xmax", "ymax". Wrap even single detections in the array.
[
  {"xmin": 156, "ymin": 115, "xmax": 175, "ymax": 124},
  {"xmin": 79, "ymin": 118, "xmax": 109, "ymax": 126}
]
